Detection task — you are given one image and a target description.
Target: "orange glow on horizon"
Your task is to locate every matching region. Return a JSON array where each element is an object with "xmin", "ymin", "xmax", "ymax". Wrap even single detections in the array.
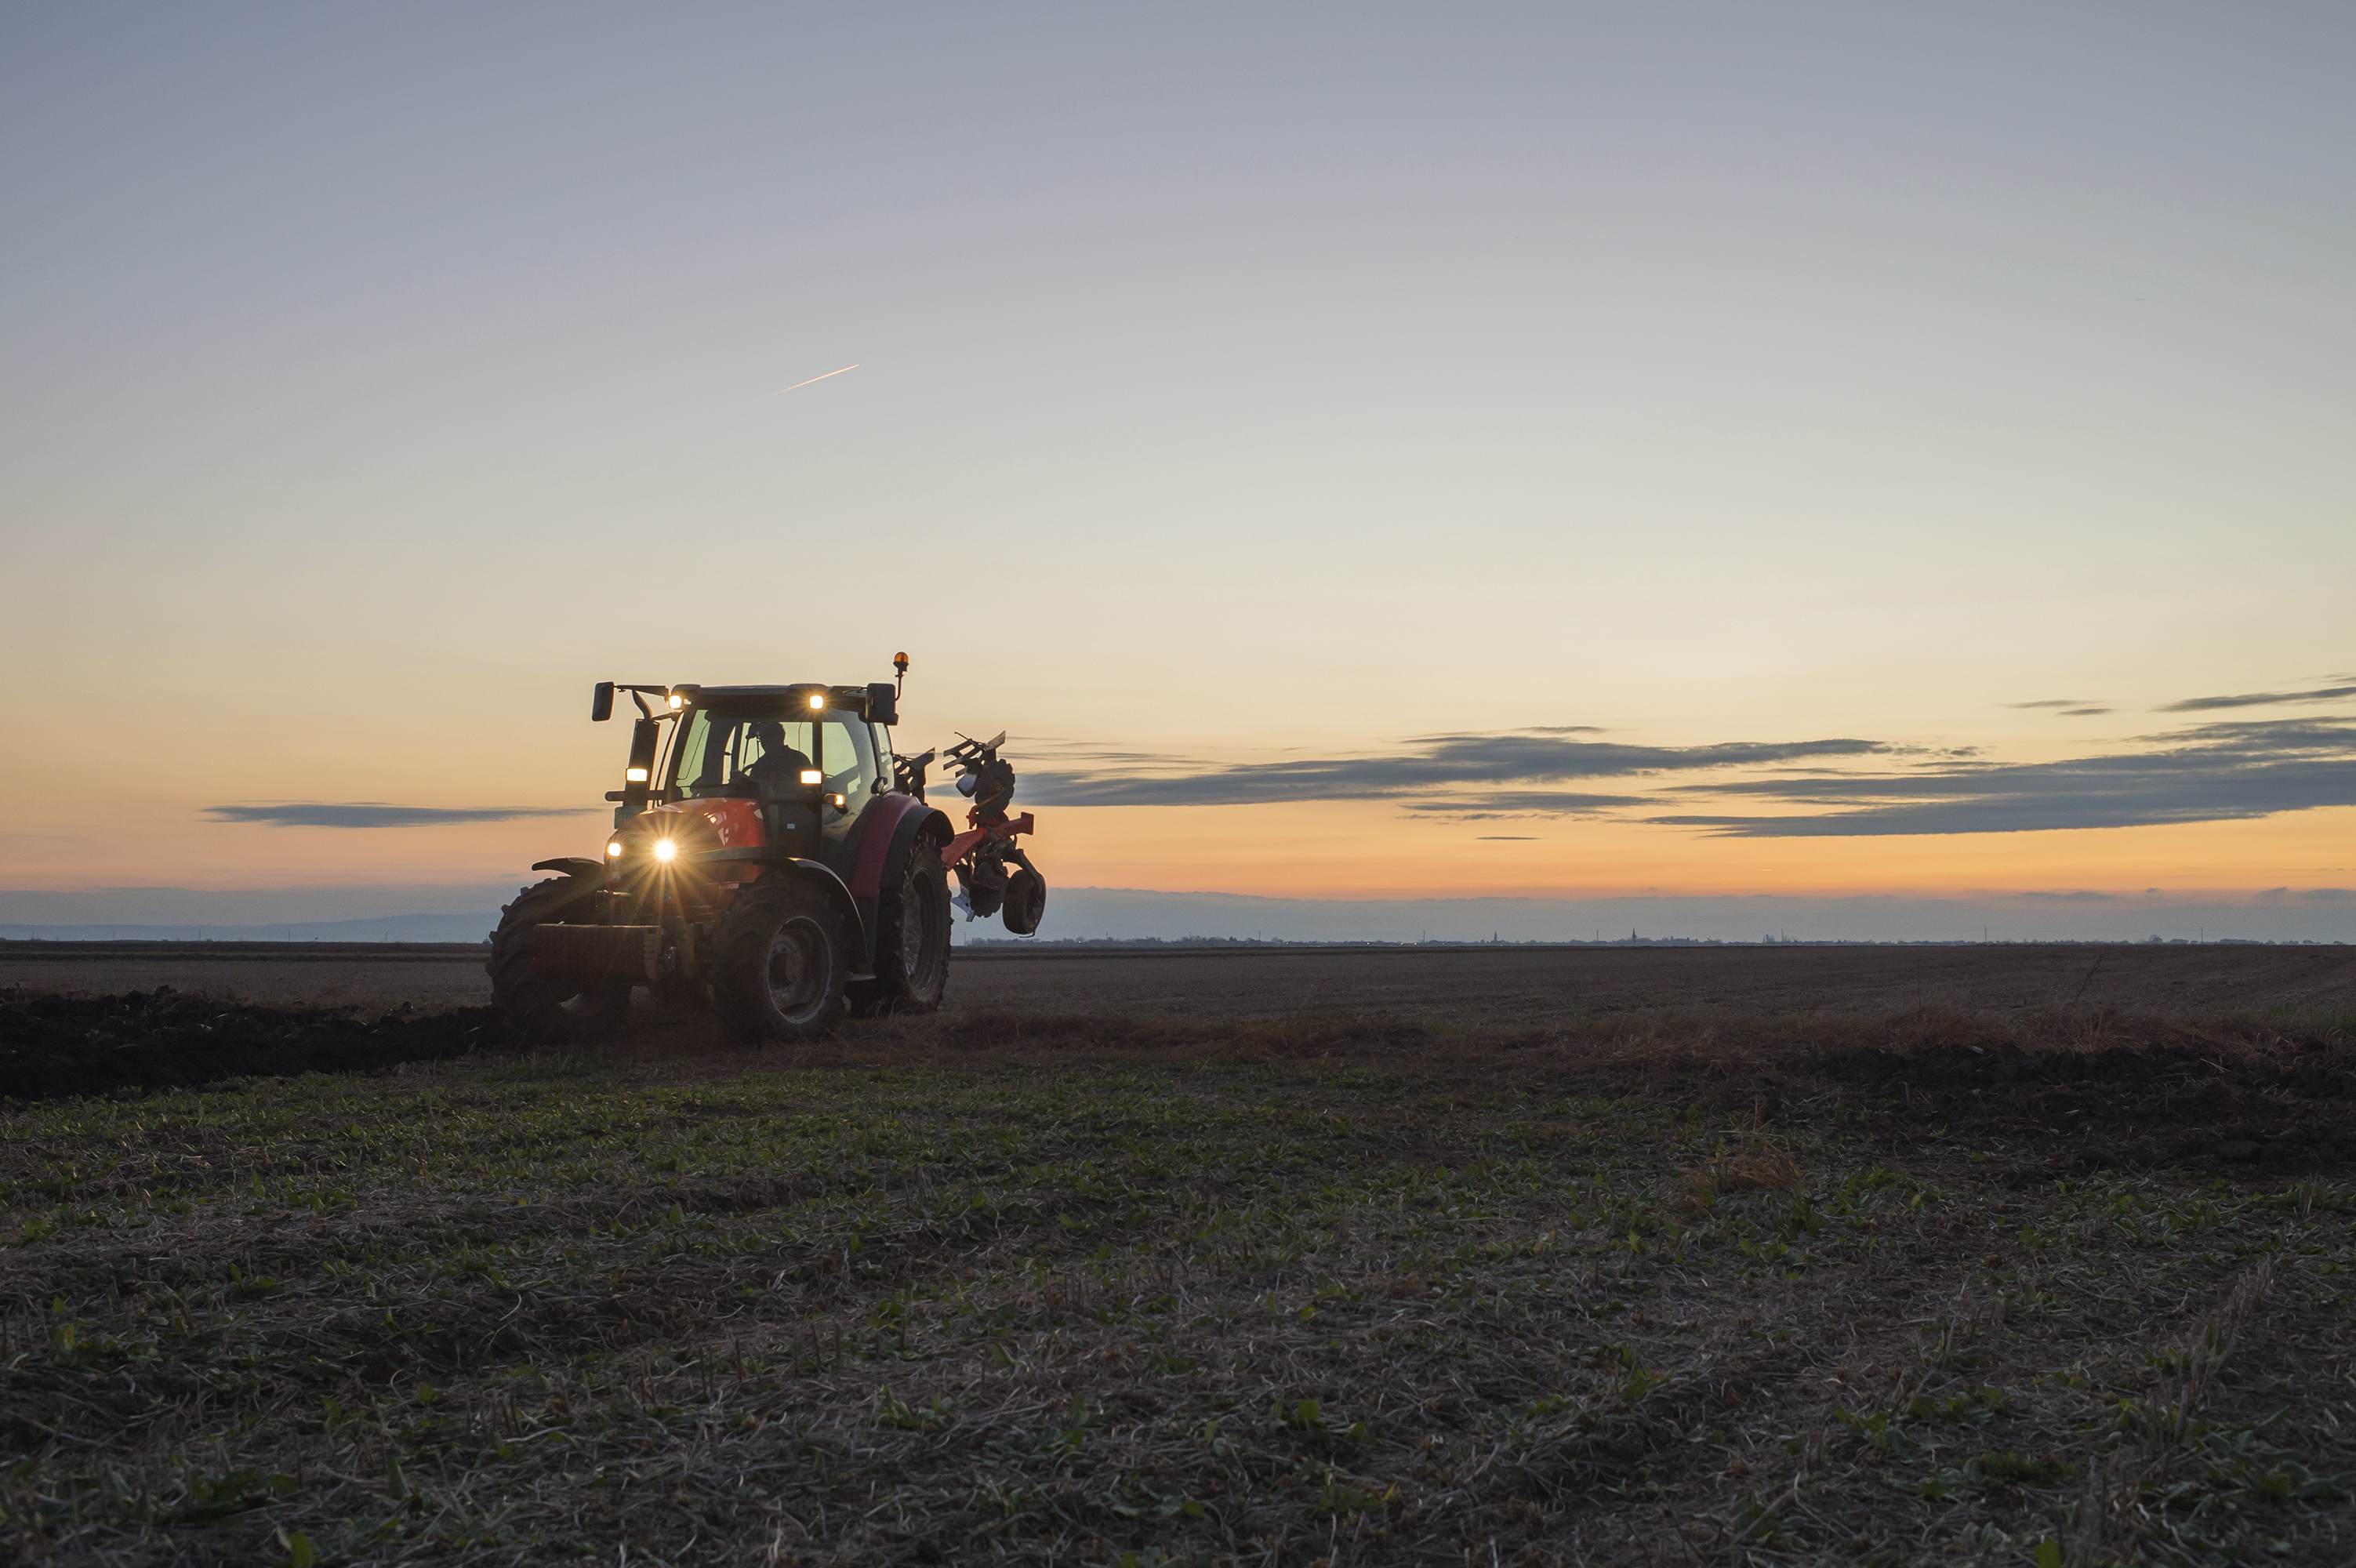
[
  {"xmin": 12, "ymin": 789, "xmax": 2347, "ymax": 903},
  {"xmin": 1030, "ymin": 801, "xmax": 2356, "ymax": 902}
]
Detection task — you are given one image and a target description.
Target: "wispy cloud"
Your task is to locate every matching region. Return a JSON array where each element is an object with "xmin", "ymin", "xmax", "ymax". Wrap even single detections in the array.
[
  {"xmin": 1014, "ymin": 706, "xmax": 2356, "ymax": 839},
  {"xmin": 206, "ymin": 803, "xmax": 594, "ymax": 828},
  {"xmin": 2005, "ymin": 699, "xmax": 2113, "ymax": 716},
  {"xmin": 1022, "ymin": 732, "xmax": 1887, "ymax": 808},
  {"xmin": 1011, "ymin": 738, "xmax": 1209, "ymax": 768},
  {"xmin": 1399, "ymin": 790, "xmax": 1654, "ymax": 818},
  {"xmin": 1650, "ymin": 718, "xmax": 2356, "ymax": 837},
  {"xmin": 2158, "ymin": 684, "xmax": 2356, "ymax": 713}
]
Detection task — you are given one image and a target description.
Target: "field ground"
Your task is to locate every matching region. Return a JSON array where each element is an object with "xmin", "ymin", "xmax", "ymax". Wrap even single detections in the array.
[
  {"xmin": 2, "ymin": 947, "xmax": 2353, "ymax": 1565},
  {"xmin": 5, "ymin": 940, "xmax": 2353, "ymax": 1024}
]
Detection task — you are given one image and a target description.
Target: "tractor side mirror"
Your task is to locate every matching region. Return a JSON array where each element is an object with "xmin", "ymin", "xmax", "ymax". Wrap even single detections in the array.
[
  {"xmin": 591, "ymin": 681, "xmax": 615, "ymax": 722},
  {"xmin": 866, "ymin": 681, "xmax": 898, "ymax": 726},
  {"xmin": 623, "ymin": 718, "xmax": 660, "ymax": 806}
]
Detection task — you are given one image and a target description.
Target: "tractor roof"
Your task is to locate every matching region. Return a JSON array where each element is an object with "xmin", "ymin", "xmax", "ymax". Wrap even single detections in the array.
[{"xmin": 674, "ymin": 683, "xmax": 882, "ymax": 715}]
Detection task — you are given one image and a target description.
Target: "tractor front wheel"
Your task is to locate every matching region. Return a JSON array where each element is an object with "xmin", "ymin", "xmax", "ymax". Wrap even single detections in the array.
[
  {"xmin": 709, "ymin": 877, "xmax": 847, "ymax": 1043},
  {"xmin": 487, "ymin": 877, "xmax": 633, "ymax": 1040}
]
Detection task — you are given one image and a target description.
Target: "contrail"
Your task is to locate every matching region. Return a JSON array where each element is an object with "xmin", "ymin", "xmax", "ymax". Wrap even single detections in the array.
[{"xmin": 768, "ymin": 363, "xmax": 859, "ymax": 395}]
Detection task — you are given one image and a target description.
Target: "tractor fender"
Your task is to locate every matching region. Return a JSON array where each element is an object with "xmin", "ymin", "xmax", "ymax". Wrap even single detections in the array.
[
  {"xmin": 846, "ymin": 796, "xmax": 954, "ymax": 968},
  {"xmin": 693, "ymin": 849, "xmax": 866, "ymax": 972},
  {"xmin": 532, "ymin": 857, "xmax": 607, "ymax": 880}
]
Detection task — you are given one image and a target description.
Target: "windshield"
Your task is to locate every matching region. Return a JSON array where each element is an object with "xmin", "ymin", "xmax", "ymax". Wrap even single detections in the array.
[
  {"xmin": 671, "ymin": 710, "xmax": 819, "ymax": 797},
  {"xmin": 817, "ymin": 717, "xmax": 880, "ymax": 800}
]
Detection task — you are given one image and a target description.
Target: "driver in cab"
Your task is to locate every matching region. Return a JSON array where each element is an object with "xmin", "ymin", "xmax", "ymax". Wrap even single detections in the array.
[{"xmin": 742, "ymin": 720, "xmax": 814, "ymax": 794}]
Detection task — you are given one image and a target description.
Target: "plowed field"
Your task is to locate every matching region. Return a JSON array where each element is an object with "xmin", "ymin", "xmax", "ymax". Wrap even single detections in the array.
[
  {"xmin": 3, "ymin": 945, "xmax": 2351, "ymax": 1565},
  {"xmin": 5, "ymin": 937, "xmax": 2351, "ymax": 1020}
]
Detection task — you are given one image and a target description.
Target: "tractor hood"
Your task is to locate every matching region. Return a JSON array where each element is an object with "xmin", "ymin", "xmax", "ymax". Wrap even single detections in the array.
[
  {"xmin": 641, "ymin": 797, "xmax": 764, "ymax": 852},
  {"xmin": 605, "ymin": 797, "xmax": 768, "ymax": 913},
  {"xmin": 605, "ymin": 797, "xmax": 762, "ymax": 878}
]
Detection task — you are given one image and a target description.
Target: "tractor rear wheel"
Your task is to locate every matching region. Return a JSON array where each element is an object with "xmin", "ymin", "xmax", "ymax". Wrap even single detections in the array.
[
  {"xmin": 708, "ymin": 877, "xmax": 847, "ymax": 1043},
  {"xmin": 855, "ymin": 831, "xmax": 950, "ymax": 1015},
  {"xmin": 487, "ymin": 877, "xmax": 633, "ymax": 1040}
]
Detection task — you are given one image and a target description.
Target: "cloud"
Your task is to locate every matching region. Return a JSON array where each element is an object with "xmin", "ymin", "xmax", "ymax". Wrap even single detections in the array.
[
  {"xmin": 1021, "ymin": 732, "xmax": 1886, "ymax": 808},
  {"xmin": 1650, "ymin": 717, "xmax": 2356, "ymax": 837},
  {"xmin": 1015, "ymin": 738, "xmax": 1201, "ymax": 767},
  {"xmin": 206, "ymin": 803, "xmax": 594, "ymax": 828},
  {"xmin": 2154, "ymin": 716, "xmax": 2356, "ymax": 748},
  {"xmin": 1476, "ymin": 835, "xmax": 1539, "ymax": 840},
  {"xmin": 2005, "ymin": 700, "xmax": 2112, "ymax": 716},
  {"xmin": 2158, "ymin": 684, "xmax": 2356, "ymax": 712},
  {"xmin": 1017, "ymin": 706, "xmax": 2356, "ymax": 839},
  {"xmin": 1399, "ymin": 790, "xmax": 1654, "ymax": 817}
]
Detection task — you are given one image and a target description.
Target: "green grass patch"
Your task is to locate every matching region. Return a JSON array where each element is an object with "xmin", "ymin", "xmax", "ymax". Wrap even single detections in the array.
[{"xmin": 2, "ymin": 1038, "xmax": 2351, "ymax": 1563}]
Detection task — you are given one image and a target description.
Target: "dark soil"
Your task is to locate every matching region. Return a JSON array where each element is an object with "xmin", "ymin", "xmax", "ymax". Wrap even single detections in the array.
[
  {"xmin": 9, "ymin": 937, "xmax": 2354, "ymax": 1022},
  {"xmin": 0, "ymin": 986, "xmax": 506, "ymax": 1102},
  {"xmin": 1813, "ymin": 1033, "xmax": 2356, "ymax": 1174},
  {"xmin": 909, "ymin": 1007, "xmax": 2356, "ymax": 1174},
  {"xmin": 6, "ymin": 987, "xmax": 2354, "ymax": 1178}
]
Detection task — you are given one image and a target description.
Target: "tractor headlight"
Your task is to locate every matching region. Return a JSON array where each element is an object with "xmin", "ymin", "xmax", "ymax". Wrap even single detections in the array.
[
  {"xmin": 626, "ymin": 767, "xmax": 649, "ymax": 782},
  {"xmin": 606, "ymin": 842, "xmax": 624, "ymax": 858},
  {"xmin": 653, "ymin": 839, "xmax": 677, "ymax": 863},
  {"xmin": 800, "ymin": 769, "xmax": 822, "ymax": 785}
]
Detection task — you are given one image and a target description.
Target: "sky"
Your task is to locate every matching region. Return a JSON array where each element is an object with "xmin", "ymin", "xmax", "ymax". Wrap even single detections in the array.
[{"xmin": 3, "ymin": 4, "xmax": 2351, "ymax": 935}]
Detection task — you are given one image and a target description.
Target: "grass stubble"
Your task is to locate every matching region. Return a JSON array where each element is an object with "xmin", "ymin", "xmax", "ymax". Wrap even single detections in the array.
[{"xmin": 2, "ymin": 999, "xmax": 2352, "ymax": 1566}]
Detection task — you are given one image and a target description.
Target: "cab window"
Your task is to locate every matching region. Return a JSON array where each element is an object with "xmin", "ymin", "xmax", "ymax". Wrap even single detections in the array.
[
  {"xmin": 818, "ymin": 717, "xmax": 881, "ymax": 818},
  {"xmin": 673, "ymin": 710, "xmax": 816, "ymax": 797}
]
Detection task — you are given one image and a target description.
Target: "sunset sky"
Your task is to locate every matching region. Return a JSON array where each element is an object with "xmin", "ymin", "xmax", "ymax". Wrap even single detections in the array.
[{"xmin": 4, "ymin": 5, "xmax": 2351, "ymax": 935}]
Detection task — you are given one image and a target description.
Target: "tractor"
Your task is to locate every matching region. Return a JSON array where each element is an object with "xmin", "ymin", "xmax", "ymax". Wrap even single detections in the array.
[{"xmin": 488, "ymin": 656, "xmax": 1045, "ymax": 1041}]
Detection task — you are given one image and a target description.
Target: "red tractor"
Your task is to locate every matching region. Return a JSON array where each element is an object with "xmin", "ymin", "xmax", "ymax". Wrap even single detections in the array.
[{"xmin": 488, "ymin": 657, "xmax": 1044, "ymax": 1041}]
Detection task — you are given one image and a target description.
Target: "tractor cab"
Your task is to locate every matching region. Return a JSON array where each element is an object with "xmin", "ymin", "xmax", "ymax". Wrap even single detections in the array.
[{"xmin": 663, "ymin": 688, "xmax": 890, "ymax": 869}]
